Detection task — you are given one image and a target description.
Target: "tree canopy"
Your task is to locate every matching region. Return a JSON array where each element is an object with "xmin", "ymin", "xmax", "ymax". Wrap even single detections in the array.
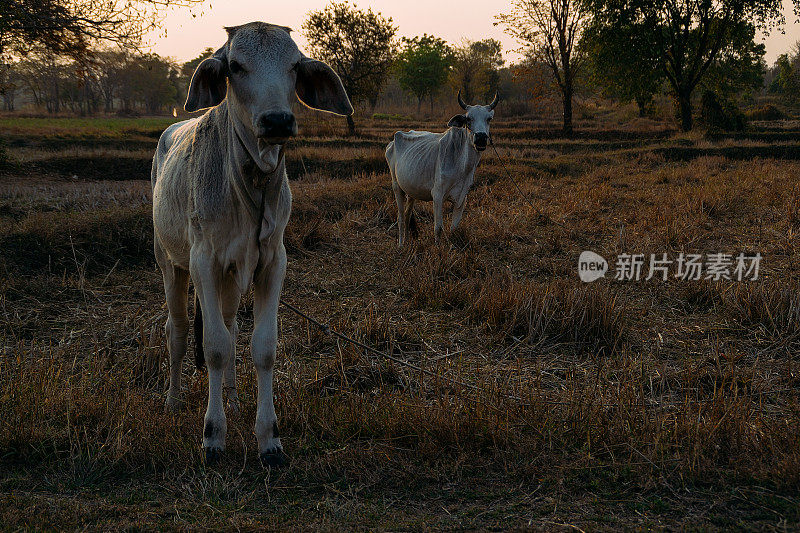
[
  {"xmin": 586, "ymin": 0, "xmax": 800, "ymax": 130},
  {"xmin": 449, "ymin": 39, "xmax": 504, "ymax": 104},
  {"xmin": 583, "ymin": 18, "xmax": 663, "ymax": 116},
  {"xmin": 394, "ymin": 35, "xmax": 453, "ymax": 113},
  {"xmin": 302, "ymin": 1, "xmax": 397, "ymax": 133}
]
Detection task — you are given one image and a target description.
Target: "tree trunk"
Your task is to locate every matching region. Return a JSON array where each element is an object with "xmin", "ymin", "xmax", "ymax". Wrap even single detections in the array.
[
  {"xmin": 417, "ymin": 97, "xmax": 422, "ymax": 116},
  {"xmin": 678, "ymin": 90, "xmax": 693, "ymax": 131},
  {"xmin": 562, "ymin": 86, "xmax": 573, "ymax": 136},
  {"xmin": 636, "ymin": 96, "xmax": 648, "ymax": 117},
  {"xmin": 346, "ymin": 114, "xmax": 356, "ymax": 136}
]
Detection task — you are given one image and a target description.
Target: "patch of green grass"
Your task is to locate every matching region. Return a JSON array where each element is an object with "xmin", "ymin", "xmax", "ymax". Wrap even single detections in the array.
[
  {"xmin": 0, "ymin": 116, "xmax": 180, "ymax": 139},
  {"xmin": 372, "ymin": 112, "xmax": 414, "ymax": 121}
]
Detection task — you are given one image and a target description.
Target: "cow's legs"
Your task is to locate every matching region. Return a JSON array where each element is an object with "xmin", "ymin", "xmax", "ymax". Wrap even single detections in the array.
[
  {"xmin": 221, "ymin": 288, "xmax": 241, "ymax": 415},
  {"xmin": 252, "ymin": 247, "xmax": 287, "ymax": 466},
  {"xmin": 403, "ymin": 198, "xmax": 415, "ymax": 243},
  {"xmin": 433, "ymin": 190, "xmax": 445, "ymax": 244},
  {"xmin": 391, "ymin": 174, "xmax": 406, "ymax": 247},
  {"xmin": 157, "ymin": 243, "xmax": 190, "ymax": 413},
  {"xmin": 451, "ymin": 194, "xmax": 468, "ymax": 231},
  {"xmin": 189, "ymin": 252, "xmax": 232, "ymax": 461}
]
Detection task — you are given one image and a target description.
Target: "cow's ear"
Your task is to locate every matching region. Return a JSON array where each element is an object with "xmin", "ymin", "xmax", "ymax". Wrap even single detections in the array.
[
  {"xmin": 296, "ymin": 58, "xmax": 354, "ymax": 116},
  {"xmin": 447, "ymin": 114, "xmax": 468, "ymax": 128},
  {"xmin": 185, "ymin": 57, "xmax": 228, "ymax": 112}
]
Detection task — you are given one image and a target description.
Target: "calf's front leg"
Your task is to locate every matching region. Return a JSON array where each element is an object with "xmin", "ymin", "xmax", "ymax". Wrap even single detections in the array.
[
  {"xmin": 451, "ymin": 193, "xmax": 468, "ymax": 231},
  {"xmin": 252, "ymin": 246, "xmax": 288, "ymax": 466},
  {"xmin": 189, "ymin": 251, "xmax": 233, "ymax": 463}
]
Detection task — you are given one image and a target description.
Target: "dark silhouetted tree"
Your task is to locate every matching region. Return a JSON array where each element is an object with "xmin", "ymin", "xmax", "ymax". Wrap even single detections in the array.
[
  {"xmin": 0, "ymin": 0, "xmax": 206, "ymax": 60},
  {"xmin": 586, "ymin": 0, "xmax": 800, "ymax": 131},
  {"xmin": 302, "ymin": 2, "xmax": 396, "ymax": 134}
]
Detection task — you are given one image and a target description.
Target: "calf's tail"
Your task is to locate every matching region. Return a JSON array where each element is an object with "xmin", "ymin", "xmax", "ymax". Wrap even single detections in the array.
[
  {"xmin": 194, "ymin": 292, "xmax": 205, "ymax": 370},
  {"xmin": 408, "ymin": 209, "xmax": 419, "ymax": 238}
]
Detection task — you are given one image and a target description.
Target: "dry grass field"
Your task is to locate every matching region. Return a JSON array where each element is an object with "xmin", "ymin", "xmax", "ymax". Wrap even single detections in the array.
[{"xmin": 1, "ymin": 107, "xmax": 800, "ymax": 530}]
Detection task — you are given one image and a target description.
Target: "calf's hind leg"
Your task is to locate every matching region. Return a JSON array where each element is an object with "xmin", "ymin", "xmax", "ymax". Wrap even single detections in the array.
[
  {"xmin": 157, "ymin": 243, "xmax": 190, "ymax": 413},
  {"xmin": 433, "ymin": 190, "xmax": 445, "ymax": 244},
  {"xmin": 391, "ymin": 174, "xmax": 407, "ymax": 247},
  {"xmin": 222, "ymin": 289, "xmax": 241, "ymax": 415}
]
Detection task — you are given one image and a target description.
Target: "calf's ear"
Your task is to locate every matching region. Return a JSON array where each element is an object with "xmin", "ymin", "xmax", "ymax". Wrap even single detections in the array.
[
  {"xmin": 447, "ymin": 114, "xmax": 468, "ymax": 128},
  {"xmin": 296, "ymin": 58, "xmax": 354, "ymax": 116},
  {"xmin": 185, "ymin": 57, "xmax": 228, "ymax": 112}
]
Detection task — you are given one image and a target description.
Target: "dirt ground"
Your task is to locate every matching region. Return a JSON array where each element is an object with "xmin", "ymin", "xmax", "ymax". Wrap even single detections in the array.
[{"xmin": 1, "ymin": 110, "xmax": 799, "ymax": 530}]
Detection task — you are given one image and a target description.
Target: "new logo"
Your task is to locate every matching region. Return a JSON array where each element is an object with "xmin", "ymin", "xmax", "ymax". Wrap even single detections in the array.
[{"xmin": 578, "ymin": 251, "xmax": 608, "ymax": 283}]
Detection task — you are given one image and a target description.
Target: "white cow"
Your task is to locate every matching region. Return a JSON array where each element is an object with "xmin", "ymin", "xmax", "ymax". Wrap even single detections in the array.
[
  {"xmin": 386, "ymin": 92, "xmax": 498, "ymax": 246},
  {"xmin": 151, "ymin": 22, "xmax": 352, "ymax": 466}
]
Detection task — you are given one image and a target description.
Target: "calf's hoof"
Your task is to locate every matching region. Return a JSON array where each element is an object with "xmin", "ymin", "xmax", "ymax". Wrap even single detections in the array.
[
  {"xmin": 259, "ymin": 449, "xmax": 289, "ymax": 468},
  {"xmin": 204, "ymin": 447, "xmax": 223, "ymax": 465},
  {"xmin": 164, "ymin": 395, "xmax": 185, "ymax": 413}
]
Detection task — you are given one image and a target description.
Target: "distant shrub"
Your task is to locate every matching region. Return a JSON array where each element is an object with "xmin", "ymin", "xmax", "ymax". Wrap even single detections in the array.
[
  {"xmin": 746, "ymin": 104, "xmax": 788, "ymax": 121},
  {"xmin": 372, "ymin": 112, "xmax": 413, "ymax": 121},
  {"xmin": 700, "ymin": 90, "xmax": 746, "ymax": 131},
  {"xmin": 115, "ymin": 108, "xmax": 141, "ymax": 118}
]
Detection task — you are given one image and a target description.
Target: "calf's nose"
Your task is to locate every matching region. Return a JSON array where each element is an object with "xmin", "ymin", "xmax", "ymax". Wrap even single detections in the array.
[
  {"xmin": 474, "ymin": 132, "xmax": 489, "ymax": 150},
  {"xmin": 257, "ymin": 112, "xmax": 297, "ymax": 140}
]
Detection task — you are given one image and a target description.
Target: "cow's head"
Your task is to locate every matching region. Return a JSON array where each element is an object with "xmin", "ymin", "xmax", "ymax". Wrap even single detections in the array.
[
  {"xmin": 185, "ymin": 22, "xmax": 353, "ymax": 151},
  {"xmin": 447, "ymin": 91, "xmax": 499, "ymax": 152}
]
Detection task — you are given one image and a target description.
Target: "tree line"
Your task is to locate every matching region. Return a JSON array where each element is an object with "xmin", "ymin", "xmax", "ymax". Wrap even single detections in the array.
[
  {"xmin": 1, "ymin": 0, "xmax": 799, "ymax": 134},
  {"xmin": 1, "ymin": 50, "xmax": 183, "ymax": 115}
]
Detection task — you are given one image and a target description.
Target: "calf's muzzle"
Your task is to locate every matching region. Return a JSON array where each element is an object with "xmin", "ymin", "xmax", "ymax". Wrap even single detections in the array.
[
  {"xmin": 473, "ymin": 132, "xmax": 489, "ymax": 151},
  {"xmin": 257, "ymin": 112, "xmax": 297, "ymax": 143}
]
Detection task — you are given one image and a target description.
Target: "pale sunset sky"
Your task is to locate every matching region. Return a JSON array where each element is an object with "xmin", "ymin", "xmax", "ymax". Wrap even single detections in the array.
[{"xmin": 144, "ymin": 0, "xmax": 800, "ymax": 65}]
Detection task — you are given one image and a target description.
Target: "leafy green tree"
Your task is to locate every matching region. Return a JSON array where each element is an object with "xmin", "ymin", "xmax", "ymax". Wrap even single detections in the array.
[
  {"xmin": 394, "ymin": 35, "xmax": 453, "ymax": 114},
  {"xmin": 497, "ymin": 0, "xmax": 589, "ymax": 135},
  {"xmin": 449, "ymin": 39, "xmax": 504, "ymax": 104},
  {"xmin": 302, "ymin": 1, "xmax": 397, "ymax": 134},
  {"xmin": 133, "ymin": 54, "xmax": 179, "ymax": 114},
  {"xmin": 700, "ymin": 22, "xmax": 766, "ymax": 103},
  {"xmin": 583, "ymin": 19, "xmax": 663, "ymax": 116},
  {"xmin": 773, "ymin": 53, "xmax": 800, "ymax": 104},
  {"xmin": 586, "ymin": 0, "xmax": 800, "ymax": 131}
]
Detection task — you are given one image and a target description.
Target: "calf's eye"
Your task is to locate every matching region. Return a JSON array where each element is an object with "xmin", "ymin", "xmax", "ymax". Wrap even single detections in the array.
[{"xmin": 229, "ymin": 61, "xmax": 245, "ymax": 75}]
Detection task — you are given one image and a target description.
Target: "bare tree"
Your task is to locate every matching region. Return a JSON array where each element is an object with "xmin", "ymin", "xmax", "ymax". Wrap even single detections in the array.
[
  {"xmin": 0, "ymin": 61, "xmax": 21, "ymax": 110},
  {"xmin": 90, "ymin": 49, "xmax": 128, "ymax": 112},
  {"xmin": 1, "ymin": 0, "xmax": 205, "ymax": 60},
  {"xmin": 497, "ymin": 0, "xmax": 589, "ymax": 135}
]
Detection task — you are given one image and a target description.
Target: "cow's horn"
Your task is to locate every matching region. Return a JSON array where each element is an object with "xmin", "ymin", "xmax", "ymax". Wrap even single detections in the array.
[
  {"xmin": 488, "ymin": 93, "xmax": 499, "ymax": 110},
  {"xmin": 457, "ymin": 90, "xmax": 468, "ymax": 110}
]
